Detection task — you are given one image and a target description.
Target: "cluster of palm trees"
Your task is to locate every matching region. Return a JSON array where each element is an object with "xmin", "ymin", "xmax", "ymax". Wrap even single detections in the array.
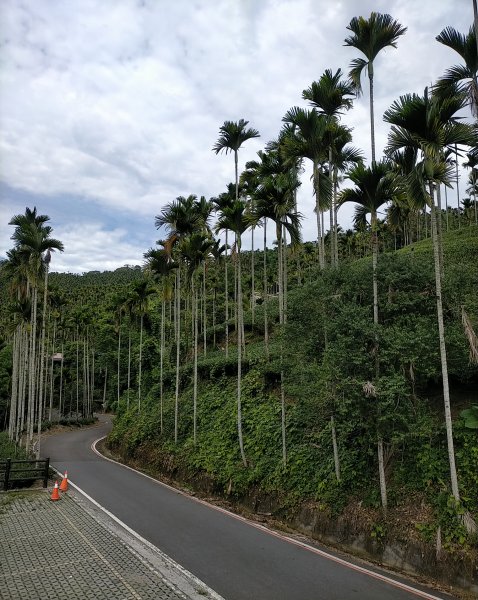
[
  {"xmin": 142, "ymin": 10, "xmax": 477, "ymax": 509},
  {"xmin": 2, "ymin": 208, "xmax": 64, "ymax": 458},
  {"xmin": 1, "ymin": 10, "xmax": 477, "ymax": 517}
]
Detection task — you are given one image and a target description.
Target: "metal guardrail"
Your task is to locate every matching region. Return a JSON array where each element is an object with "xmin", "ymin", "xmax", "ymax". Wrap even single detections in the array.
[{"xmin": 0, "ymin": 458, "xmax": 50, "ymax": 491}]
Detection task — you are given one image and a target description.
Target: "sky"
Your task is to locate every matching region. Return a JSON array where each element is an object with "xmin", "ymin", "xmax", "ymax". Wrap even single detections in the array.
[{"xmin": 0, "ymin": 0, "xmax": 474, "ymax": 273}]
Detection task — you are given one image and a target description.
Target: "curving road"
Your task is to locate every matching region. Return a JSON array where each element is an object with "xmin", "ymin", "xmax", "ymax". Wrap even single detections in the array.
[{"xmin": 41, "ymin": 416, "xmax": 453, "ymax": 600}]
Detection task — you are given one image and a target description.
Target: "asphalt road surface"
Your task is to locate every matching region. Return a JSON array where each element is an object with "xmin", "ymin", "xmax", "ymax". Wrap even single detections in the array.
[{"xmin": 41, "ymin": 416, "xmax": 453, "ymax": 600}]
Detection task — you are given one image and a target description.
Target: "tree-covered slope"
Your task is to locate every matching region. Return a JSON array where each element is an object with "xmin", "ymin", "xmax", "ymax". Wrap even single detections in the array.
[{"xmin": 107, "ymin": 226, "xmax": 478, "ymax": 561}]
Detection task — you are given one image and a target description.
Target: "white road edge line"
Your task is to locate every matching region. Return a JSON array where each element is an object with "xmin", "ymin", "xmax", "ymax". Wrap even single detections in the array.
[
  {"xmin": 50, "ymin": 464, "xmax": 225, "ymax": 600},
  {"xmin": 88, "ymin": 436, "xmax": 447, "ymax": 600}
]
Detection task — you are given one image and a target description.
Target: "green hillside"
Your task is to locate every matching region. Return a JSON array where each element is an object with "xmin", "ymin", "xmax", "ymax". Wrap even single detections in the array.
[{"xmin": 103, "ymin": 227, "xmax": 478, "ymax": 567}]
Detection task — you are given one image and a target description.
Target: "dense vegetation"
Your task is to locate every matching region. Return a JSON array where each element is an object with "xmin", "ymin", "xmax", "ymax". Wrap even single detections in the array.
[{"xmin": 1, "ymin": 10, "xmax": 477, "ymax": 580}]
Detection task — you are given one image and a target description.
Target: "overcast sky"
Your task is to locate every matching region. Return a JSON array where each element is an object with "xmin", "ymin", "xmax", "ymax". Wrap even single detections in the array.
[{"xmin": 0, "ymin": 0, "xmax": 474, "ymax": 273}]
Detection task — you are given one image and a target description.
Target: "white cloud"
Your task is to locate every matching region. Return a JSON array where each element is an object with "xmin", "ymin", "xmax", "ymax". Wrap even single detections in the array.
[
  {"xmin": 52, "ymin": 223, "xmax": 144, "ymax": 274},
  {"xmin": 0, "ymin": 0, "xmax": 474, "ymax": 270}
]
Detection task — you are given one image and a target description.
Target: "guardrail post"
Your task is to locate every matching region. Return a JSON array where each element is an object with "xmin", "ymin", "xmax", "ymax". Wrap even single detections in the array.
[
  {"xmin": 4, "ymin": 458, "xmax": 11, "ymax": 491},
  {"xmin": 43, "ymin": 458, "xmax": 49, "ymax": 488}
]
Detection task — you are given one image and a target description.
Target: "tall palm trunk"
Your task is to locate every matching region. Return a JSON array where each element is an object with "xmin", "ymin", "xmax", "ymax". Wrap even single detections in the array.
[
  {"xmin": 26, "ymin": 286, "xmax": 38, "ymax": 452},
  {"xmin": 333, "ymin": 169, "xmax": 339, "ymax": 266},
  {"xmin": 90, "ymin": 347, "xmax": 95, "ymax": 416},
  {"xmin": 372, "ymin": 209, "xmax": 387, "ymax": 513},
  {"xmin": 19, "ymin": 325, "xmax": 29, "ymax": 442},
  {"xmin": 117, "ymin": 317, "xmax": 122, "ymax": 408},
  {"xmin": 59, "ymin": 343, "xmax": 64, "ymax": 419},
  {"xmin": 368, "ymin": 64, "xmax": 376, "ymax": 163},
  {"xmin": 314, "ymin": 160, "xmax": 325, "ymax": 269},
  {"xmin": 174, "ymin": 267, "xmax": 181, "ymax": 443},
  {"xmin": 251, "ymin": 216, "xmax": 255, "ymax": 326},
  {"xmin": 127, "ymin": 330, "xmax": 131, "ymax": 410},
  {"xmin": 263, "ymin": 220, "xmax": 269, "ymax": 359},
  {"xmin": 329, "ymin": 146, "xmax": 334, "ymax": 266},
  {"xmin": 138, "ymin": 313, "xmax": 143, "ymax": 412},
  {"xmin": 48, "ymin": 320, "xmax": 56, "ymax": 422},
  {"xmin": 430, "ymin": 185, "xmax": 460, "ymax": 501},
  {"xmin": 160, "ymin": 298, "xmax": 165, "ymax": 433},
  {"xmin": 8, "ymin": 327, "xmax": 20, "ymax": 440},
  {"xmin": 103, "ymin": 366, "xmax": 108, "ymax": 409},
  {"xmin": 76, "ymin": 325, "xmax": 80, "ymax": 419},
  {"xmin": 372, "ymin": 211, "xmax": 379, "ymax": 327},
  {"xmin": 331, "ymin": 414, "xmax": 341, "ymax": 481},
  {"xmin": 225, "ymin": 230, "xmax": 229, "ymax": 357},
  {"xmin": 278, "ymin": 223, "xmax": 287, "ymax": 466},
  {"xmin": 236, "ymin": 234, "xmax": 247, "ymax": 467},
  {"xmin": 193, "ymin": 277, "xmax": 199, "ymax": 445},
  {"xmin": 203, "ymin": 262, "xmax": 207, "ymax": 355}
]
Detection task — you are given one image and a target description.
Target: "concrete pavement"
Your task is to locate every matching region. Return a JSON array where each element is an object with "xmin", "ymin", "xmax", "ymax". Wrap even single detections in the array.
[{"xmin": 0, "ymin": 487, "xmax": 223, "ymax": 600}]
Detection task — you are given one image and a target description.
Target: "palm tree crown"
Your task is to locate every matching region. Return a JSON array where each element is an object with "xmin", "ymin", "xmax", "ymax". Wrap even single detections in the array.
[
  {"xmin": 435, "ymin": 26, "xmax": 478, "ymax": 117},
  {"xmin": 344, "ymin": 12, "xmax": 407, "ymax": 90},
  {"xmin": 344, "ymin": 12, "xmax": 407, "ymax": 163},
  {"xmin": 302, "ymin": 68, "xmax": 355, "ymax": 117},
  {"xmin": 212, "ymin": 119, "xmax": 260, "ymax": 156}
]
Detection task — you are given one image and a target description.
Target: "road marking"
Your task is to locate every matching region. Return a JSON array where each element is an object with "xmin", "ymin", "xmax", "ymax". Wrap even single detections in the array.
[
  {"xmin": 88, "ymin": 436, "xmax": 451, "ymax": 600},
  {"xmin": 50, "ymin": 464, "xmax": 224, "ymax": 600}
]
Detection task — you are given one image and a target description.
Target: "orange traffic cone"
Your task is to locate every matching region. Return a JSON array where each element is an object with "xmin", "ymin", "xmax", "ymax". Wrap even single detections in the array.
[
  {"xmin": 50, "ymin": 481, "xmax": 60, "ymax": 501},
  {"xmin": 59, "ymin": 471, "xmax": 68, "ymax": 492}
]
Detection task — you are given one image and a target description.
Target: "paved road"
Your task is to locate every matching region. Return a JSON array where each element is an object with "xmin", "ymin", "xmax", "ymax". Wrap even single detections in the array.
[{"xmin": 41, "ymin": 416, "xmax": 452, "ymax": 600}]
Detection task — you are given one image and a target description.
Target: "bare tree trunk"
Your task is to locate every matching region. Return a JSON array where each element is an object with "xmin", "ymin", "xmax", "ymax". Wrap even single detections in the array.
[
  {"xmin": 278, "ymin": 224, "xmax": 287, "ymax": 466},
  {"xmin": 8, "ymin": 328, "xmax": 20, "ymax": 440},
  {"xmin": 331, "ymin": 415, "xmax": 341, "ymax": 482},
  {"xmin": 193, "ymin": 278, "xmax": 198, "ymax": 445},
  {"xmin": 59, "ymin": 343, "xmax": 64, "ymax": 420},
  {"xmin": 430, "ymin": 188, "xmax": 460, "ymax": 501},
  {"xmin": 117, "ymin": 318, "xmax": 121, "ymax": 407},
  {"xmin": 76, "ymin": 325, "xmax": 80, "ymax": 419},
  {"xmin": 314, "ymin": 160, "xmax": 324, "ymax": 269},
  {"xmin": 103, "ymin": 366, "xmax": 108, "ymax": 410},
  {"xmin": 127, "ymin": 331, "xmax": 131, "ymax": 410},
  {"xmin": 160, "ymin": 299, "xmax": 165, "ymax": 434},
  {"xmin": 369, "ymin": 64, "xmax": 376, "ymax": 163},
  {"xmin": 263, "ymin": 219, "xmax": 269, "ymax": 359},
  {"xmin": 138, "ymin": 313, "xmax": 143, "ymax": 411},
  {"xmin": 378, "ymin": 437, "xmax": 388, "ymax": 515},
  {"xmin": 175, "ymin": 268, "xmax": 181, "ymax": 443},
  {"xmin": 251, "ymin": 223, "xmax": 255, "ymax": 326},
  {"xmin": 455, "ymin": 145, "xmax": 461, "ymax": 227},
  {"xmin": 236, "ymin": 235, "xmax": 247, "ymax": 467},
  {"xmin": 91, "ymin": 347, "xmax": 95, "ymax": 416},
  {"xmin": 225, "ymin": 229, "xmax": 229, "ymax": 358},
  {"xmin": 203, "ymin": 262, "xmax": 207, "ymax": 355},
  {"xmin": 26, "ymin": 286, "xmax": 38, "ymax": 453},
  {"xmin": 49, "ymin": 320, "xmax": 56, "ymax": 422}
]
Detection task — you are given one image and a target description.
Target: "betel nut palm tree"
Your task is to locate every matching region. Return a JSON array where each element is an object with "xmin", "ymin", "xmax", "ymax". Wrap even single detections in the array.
[
  {"xmin": 344, "ymin": 12, "xmax": 407, "ymax": 163},
  {"xmin": 180, "ymin": 232, "xmax": 214, "ymax": 445},
  {"xmin": 282, "ymin": 107, "xmax": 330, "ymax": 269},
  {"xmin": 339, "ymin": 161, "xmax": 399, "ymax": 512},
  {"xmin": 213, "ymin": 120, "xmax": 260, "ymax": 359},
  {"xmin": 155, "ymin": 195, "xmax": 201, "ymax": 442},
  {"xmin": 213, "ymin": 119, "xmax": 260, "ymax": 203},
  {"xmin": 384, "ymin": 88, "xmax": 477, "ymax": 509},
  {"xmin": 215, "ymin": 199, "xmax": 250, "ymax": 467},
  {"xmin": 303, "ymin": 68, "xmax": 355, "ymax": 264},
  {"xmin": 144, "ymin": 246, "xmax": 178, "ymax": 433},
  {"xmin": 128, "ymin": 280, "xmax": 155, "ymax": 412},
  {"xmin": 250, "ymin": 154, "xmax": 302, "ymax": 465},
  {"xmin": 9, "ymin": 208, "xmax": 64, "ymax": 457}
]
